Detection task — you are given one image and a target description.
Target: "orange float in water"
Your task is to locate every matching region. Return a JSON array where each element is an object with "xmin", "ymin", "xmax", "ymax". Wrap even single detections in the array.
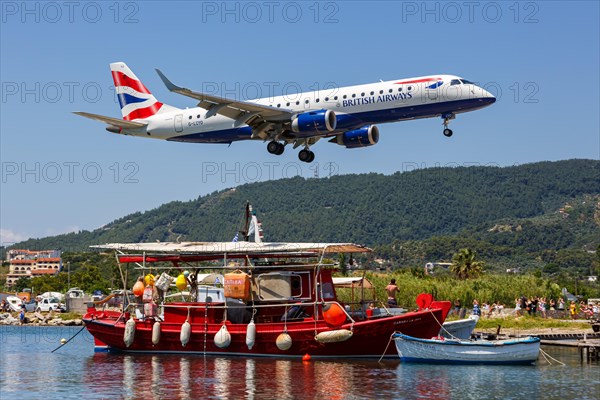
[
  {"xmin": 302, "ymin": 353, "xmax": 311, "ymax": 361},
  {"xmin": 322, "ymin": 303, "xmax": 346, "ymax": 327},
  {"xmin": 132, "ymin": 280, "xmax": 145, "ymax": 297}
]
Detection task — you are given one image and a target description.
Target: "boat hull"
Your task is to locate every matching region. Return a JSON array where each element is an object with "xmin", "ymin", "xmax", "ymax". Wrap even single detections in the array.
[
  {"xmin": 84, "ymin": 308, "xmax": 446, "ymax": 358},
  {"xmin": 439, "ymin": 315, "xmax": 479, "ymax": 339},
  {"xmin": 393, "ymin": 333, "xmax": 540, "ymax": 365}
]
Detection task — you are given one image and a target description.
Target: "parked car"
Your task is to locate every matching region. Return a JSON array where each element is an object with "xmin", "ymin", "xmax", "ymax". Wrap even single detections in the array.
[
  {"xmin": 92, "ymin": 290, "xmax": 105, "ymax": 302},
  {"xmin": 22, "ymin": 299, "xmax": 38, "ymax": 312},
  {"xmin": 36, "ymin": 297, "xmax": 65, "ymax": 313}
]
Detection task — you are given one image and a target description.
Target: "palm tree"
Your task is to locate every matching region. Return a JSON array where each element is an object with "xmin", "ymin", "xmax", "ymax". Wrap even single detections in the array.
[{"xmin": 451, "ymin": 248, "xmax": 484, "ymax": 280}]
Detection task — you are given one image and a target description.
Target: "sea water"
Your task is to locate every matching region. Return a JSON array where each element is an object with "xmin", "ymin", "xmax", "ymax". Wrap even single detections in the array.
[{"xmin": 1, "ymin": 326, "xmax": 598, "ymax": 399}]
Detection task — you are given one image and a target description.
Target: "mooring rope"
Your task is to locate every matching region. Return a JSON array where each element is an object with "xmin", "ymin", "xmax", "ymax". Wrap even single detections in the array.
[
  {"xmin": 51, "ymin": 325, "xmax": 86, "ymax": 353},
  {"xmin": 378, "ymin": 332, "xmax": 396, "ymax": 363},
  {"xmin": 539, "ymin": 348, "xmax": 566, "ymax": 366}
]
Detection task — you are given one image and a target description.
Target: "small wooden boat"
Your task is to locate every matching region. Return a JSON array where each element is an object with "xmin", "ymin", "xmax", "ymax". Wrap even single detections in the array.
[{"xmin": 393, "ymin": 333, "xmax": 540, "ymax": 365}]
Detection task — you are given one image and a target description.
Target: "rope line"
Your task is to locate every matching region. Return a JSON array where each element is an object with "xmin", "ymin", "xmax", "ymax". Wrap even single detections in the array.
[{"xmin": 51, "ymin": 326, "xmax": 86, "ymax": 353}]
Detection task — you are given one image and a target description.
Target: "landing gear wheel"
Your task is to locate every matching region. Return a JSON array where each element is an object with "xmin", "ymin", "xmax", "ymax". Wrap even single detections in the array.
[
  {"xmin": 298, "ymin": 149, "xmax": 314, "ymax": 163},
  {"xmin": 443, "ymin": 128, "xmax": 453, "ymax": 137},
  {"xmin": 267, "ymin": 141, "xmax": 280, "ymax": 154},
  {"xmin": 275, "ymin": 142, "xmax": 285, "ymax": 155}
]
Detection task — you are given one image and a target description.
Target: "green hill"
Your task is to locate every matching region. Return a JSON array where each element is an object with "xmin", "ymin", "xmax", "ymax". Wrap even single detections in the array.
[
  {"xmin": 11, "ymin": 160, "xmax": 600, "ymax": 271},
  {"xmin": 375, "ymin": 193, "xmax": 599, "ymax": 273}
]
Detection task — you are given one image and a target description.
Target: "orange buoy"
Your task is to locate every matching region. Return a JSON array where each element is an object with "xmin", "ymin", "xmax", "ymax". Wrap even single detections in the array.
[
  {"xmin": 132, "ymin": 279, "xmax": 145, "ymax": 297},
  {"xmin": 322, "ymin": 303, "xmax": 346, "ymax": 327},
  {"xmin": 302, "ymin": 353, "xmax": 311, "ymax": 362}
]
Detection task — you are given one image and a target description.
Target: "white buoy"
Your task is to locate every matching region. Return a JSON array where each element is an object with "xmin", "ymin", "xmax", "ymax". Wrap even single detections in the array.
[
  {"xmin": 214, "ymin": 324, "xmax": 231, "ymax": 348},
  {"xmin": 123, "ymin": 317, "xmax": 136, "ymax": 347},
  {"xmin": 152, "ymin": 321, "xmax": 161, "ymax": 345},
  {"xmin": 245, "ymin": 319, "xmax": 256, "ymax": 350},
  {"xmin": 276, "ymin": 332, "xmax": 292, "ymax": 351},
  {"xmin": 60, "ymin": 338, "xmax": 67, "ymax": 344},
  {"xmin": 180, "ymin": 321, "xmax": 191, "ymax": 347}
]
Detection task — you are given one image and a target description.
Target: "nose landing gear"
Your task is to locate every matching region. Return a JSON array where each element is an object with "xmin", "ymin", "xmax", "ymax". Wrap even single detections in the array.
[{"xmin": 442, "ymin": 113, "xmax": 455, "ymax": 137}]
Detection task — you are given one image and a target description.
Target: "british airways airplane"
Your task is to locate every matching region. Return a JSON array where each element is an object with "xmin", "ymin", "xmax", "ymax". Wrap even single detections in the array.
[{"xmin": 75, "ymin": 62, "xmax": 495, "ymax": 163}]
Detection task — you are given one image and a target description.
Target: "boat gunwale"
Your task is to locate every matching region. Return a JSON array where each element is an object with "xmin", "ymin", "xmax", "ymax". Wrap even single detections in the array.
[{"xmin": 393, "ymin": 332, "xmax": 540, "ymax": 346}]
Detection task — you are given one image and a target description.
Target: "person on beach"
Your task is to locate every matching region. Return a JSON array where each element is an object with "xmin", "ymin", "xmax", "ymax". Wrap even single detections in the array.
[
  {"xmin": 472, "ymin": 300, "xmax": 481, "ymax": 316},
  {"xmin": 453, "ymin": 299, "xmax": 461, "ymax": 316},
  {"xmin": 515, "ymin": 298, "xmax": 522, "ymax": 316},
  {"xmin": 385, "ymin": 279, "xmax": 399, "ymax": 307},
  {"xmin": 19, "ymin": 309, "xmax": 25, "ymax": 325},
  {"xmin": 569, "ymin": 301, "xmax": 577, "ymax": 320}
]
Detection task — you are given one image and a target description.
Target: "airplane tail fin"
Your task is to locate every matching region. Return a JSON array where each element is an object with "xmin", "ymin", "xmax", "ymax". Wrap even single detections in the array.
[{"xmin": 110, "ymin": 62, "xmax": 176, "ymax": 121}]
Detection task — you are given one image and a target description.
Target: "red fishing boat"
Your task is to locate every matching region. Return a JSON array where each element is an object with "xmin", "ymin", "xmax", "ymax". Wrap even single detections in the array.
[
  {"xmin": 84, "ymin": 241, "xmax": 450, "ymax": 358},
  {"xmin": 84, "ymin": 205, "xmax": 451, "ymax": 358}
]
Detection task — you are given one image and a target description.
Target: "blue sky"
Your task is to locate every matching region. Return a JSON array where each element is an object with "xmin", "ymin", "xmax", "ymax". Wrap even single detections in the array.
[{"xmin": 1, "ymin": 1, "xmax": 598, "ymax": 244}]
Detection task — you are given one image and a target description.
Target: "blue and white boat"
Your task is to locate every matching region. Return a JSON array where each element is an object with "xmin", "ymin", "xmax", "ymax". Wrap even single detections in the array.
[{"xmin": 393, "ymin": 333, "xmax": 540, "ymax": 365}]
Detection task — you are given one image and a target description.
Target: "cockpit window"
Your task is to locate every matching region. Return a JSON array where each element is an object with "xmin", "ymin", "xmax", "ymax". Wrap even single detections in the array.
[
  {"xmin": 450, "ymin": 79, "xmax": 461, "ymax": 86},
  {"xmin": 461, "ymin": 79, "xmax": 475, "ymax": 85}
]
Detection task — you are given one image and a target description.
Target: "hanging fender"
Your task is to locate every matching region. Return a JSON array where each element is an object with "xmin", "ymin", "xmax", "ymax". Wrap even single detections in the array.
[
  {"xmin": 180, "ymin": 321, "xmax": 191, "ymax": 347},
  {"xmin": 123, "ymin": 317, "xmax": 136, "ymax": 347},
  {"xmin": 214, "ymin": 324, "xmax": 232, "ymax": 349},
  {"xmin": 245, "ymin": 319, "xmax": 256, "ymax": 350},
  {"xmin": 152, "ymin": 321, "xmax": 161, "ymax": 345}
]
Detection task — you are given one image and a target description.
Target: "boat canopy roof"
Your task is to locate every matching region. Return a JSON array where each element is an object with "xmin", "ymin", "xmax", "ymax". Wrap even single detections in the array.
[
  {"xmin": 91, "ymin": 241, "xmax": 371, "ymax": 263},
  {"xmin": 332, "ymin": 277, "xmax": 374, "ymax": 289}
]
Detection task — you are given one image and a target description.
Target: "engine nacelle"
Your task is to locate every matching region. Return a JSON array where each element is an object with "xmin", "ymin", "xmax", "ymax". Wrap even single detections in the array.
[
  {"xmin": 330, "ymin": 125, "xmax": 379, "ymax": 148},
  {"xmin": 291, "ymin": 109, "xmax": 337, "ymax": 134}
]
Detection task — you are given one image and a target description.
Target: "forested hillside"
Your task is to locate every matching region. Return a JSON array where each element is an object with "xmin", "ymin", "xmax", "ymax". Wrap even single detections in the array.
[{"xmin": 10, "ymin": 160, "xmax": 600, "ymax": 270}]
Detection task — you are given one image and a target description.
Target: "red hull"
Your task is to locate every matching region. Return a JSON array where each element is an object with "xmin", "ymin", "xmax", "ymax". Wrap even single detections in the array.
[{"xmin": 84, "ymin": 306, "xmax": 448, "ymax": 359}]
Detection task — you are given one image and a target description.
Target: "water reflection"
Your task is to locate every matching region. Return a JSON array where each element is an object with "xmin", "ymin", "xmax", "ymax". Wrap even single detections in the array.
[
  {"xmin": 80, "ymin": 351, "xmax": 598, "ymax": 400},
  {"xmin": 1, "ymin": 328, "xmax": 598, "ymax": 400}
]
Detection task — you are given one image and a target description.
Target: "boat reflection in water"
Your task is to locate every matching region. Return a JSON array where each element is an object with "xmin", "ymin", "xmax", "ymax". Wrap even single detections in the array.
[
  {"xmin": 77, "ymin": 348, "xmax": 588, "ymax": 400},
  {"xmin": 87, "ymin": 353, "xmax": 396, "ymax": 399}
]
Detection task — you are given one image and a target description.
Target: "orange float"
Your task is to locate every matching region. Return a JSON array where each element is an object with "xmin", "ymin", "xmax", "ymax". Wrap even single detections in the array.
[
  {"xmin": 322, "ymin": 303, "xmax": 346, "ymax": 327},
  {"xmin": 132, "ymin": 279, "xmax": 145, "ymax": 297}
]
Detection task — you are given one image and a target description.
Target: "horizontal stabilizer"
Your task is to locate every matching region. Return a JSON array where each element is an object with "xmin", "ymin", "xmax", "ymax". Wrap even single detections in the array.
[{"xmin": 73, "ymin": 112, "xmax": 147, "ymax": 129}]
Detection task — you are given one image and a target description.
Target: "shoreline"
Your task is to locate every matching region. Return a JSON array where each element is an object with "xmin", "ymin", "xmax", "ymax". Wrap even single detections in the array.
[{"xmin": 1, "ymin": 311, "xmax": 83, "ymax": 326}]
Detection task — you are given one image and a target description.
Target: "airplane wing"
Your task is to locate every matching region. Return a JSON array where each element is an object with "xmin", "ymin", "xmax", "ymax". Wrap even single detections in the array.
[
  {"xmin": 73, "ymin": 111, "xmax": 147, "ymax": 129},
  {"xmin": 155, "ymin": 69, "xmax": 294, "ymax": 138}
]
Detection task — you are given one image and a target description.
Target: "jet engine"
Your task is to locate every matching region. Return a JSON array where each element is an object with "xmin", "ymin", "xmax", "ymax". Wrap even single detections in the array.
[
  {"xmin": 330, "ymin": 125, "xmax": 379, "ymax": 148},
  {"xmin": 291, "ymin": 109, "xmax": 337, "ymax": 135}
]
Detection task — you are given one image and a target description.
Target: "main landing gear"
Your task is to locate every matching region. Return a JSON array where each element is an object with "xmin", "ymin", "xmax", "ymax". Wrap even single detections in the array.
[
  {"xmin": 267, "ymin": 140, "xmax": 315, "ymax": 163},
  {"xmin": 442, "ymin": 113, "xmax": 455, "ymax": 137},
  {"xmin": 267, "ymin": 141, "xmax": 285, "ymax": 155},
  {"xmin": 298, "ymin": 148, "xmax": 315, "ymax": 163}
]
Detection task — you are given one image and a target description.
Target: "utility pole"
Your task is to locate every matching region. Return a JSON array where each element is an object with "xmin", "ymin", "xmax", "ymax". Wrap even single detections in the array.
[{"xmin": 67, "ymin": 261, "xmax": 70, "ymax": 289}]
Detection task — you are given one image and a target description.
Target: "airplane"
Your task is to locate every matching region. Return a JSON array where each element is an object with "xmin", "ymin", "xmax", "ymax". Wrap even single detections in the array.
[{"xmin": 75, "ymin": 62, "xmax": 496, "ymax": 163}]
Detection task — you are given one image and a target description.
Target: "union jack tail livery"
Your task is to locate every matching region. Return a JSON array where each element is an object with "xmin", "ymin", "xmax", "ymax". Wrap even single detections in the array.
[{"xmin": 110, "ymin": 62, "xmax": 169, "ymax": 121}]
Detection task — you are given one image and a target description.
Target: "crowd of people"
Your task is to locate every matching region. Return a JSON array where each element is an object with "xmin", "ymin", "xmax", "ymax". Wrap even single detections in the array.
[{"xmin": 450, "ymin": 296, "xmax": 600, "ymax": 320}]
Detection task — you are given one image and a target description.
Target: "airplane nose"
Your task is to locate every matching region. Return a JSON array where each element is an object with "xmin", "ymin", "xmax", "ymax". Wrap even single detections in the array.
[{"xmin": 482, "ymin": 88, "xmax": 496, "ymax": 104}]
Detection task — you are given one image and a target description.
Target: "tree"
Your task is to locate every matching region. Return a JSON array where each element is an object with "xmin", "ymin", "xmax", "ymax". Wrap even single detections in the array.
[
  {"xmin": 13, "ymin": 276, "xmax": 31, "ymax": 292},
  {"xmin": 451, "ymin": 248, "xmax": 484, "ymax": 280}
]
